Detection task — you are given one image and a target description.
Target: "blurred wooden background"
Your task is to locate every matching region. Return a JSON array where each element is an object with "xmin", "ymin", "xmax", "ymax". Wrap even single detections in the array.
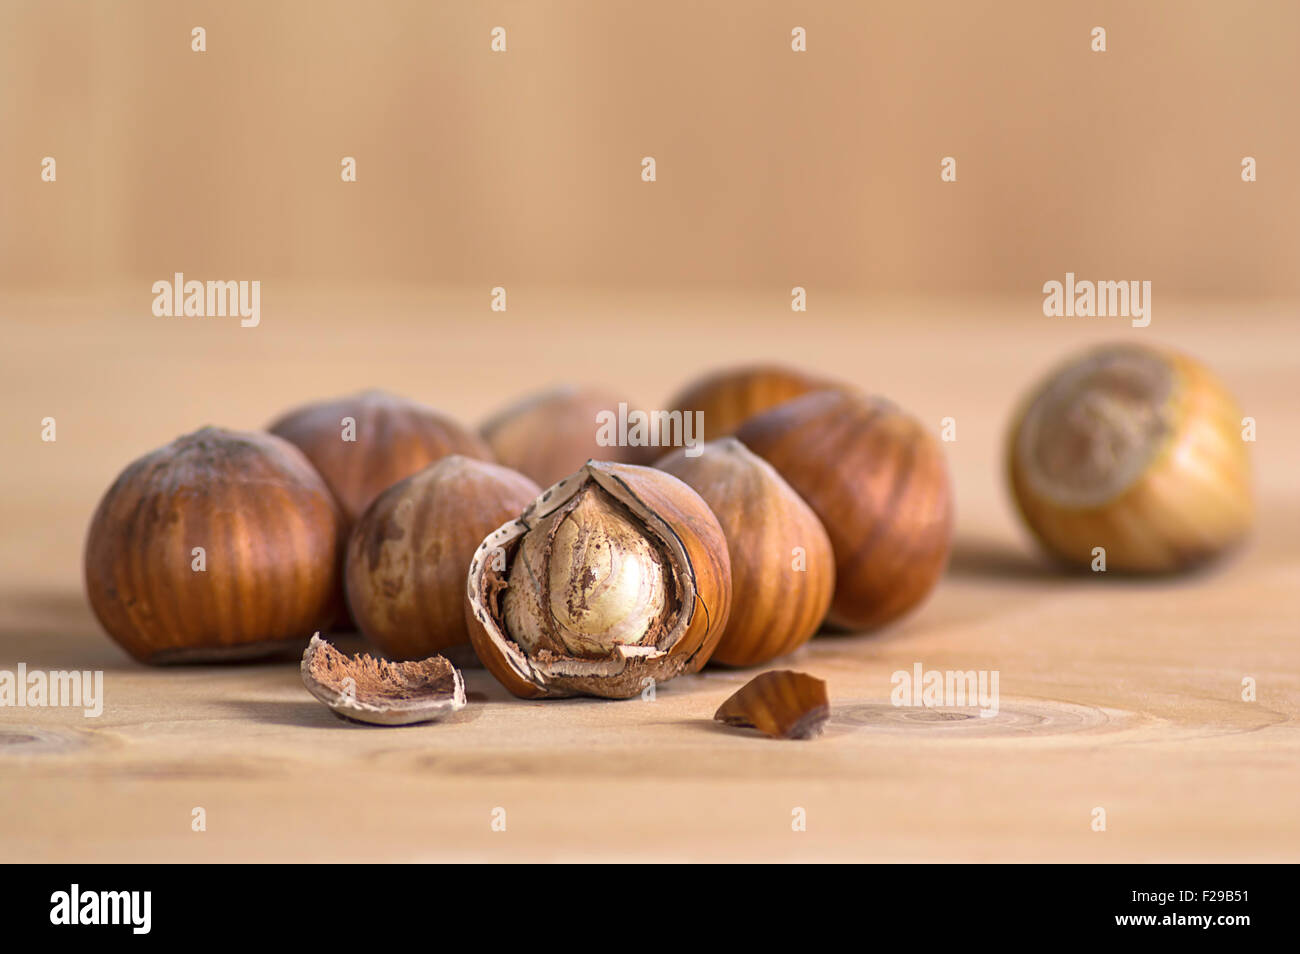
[{"xmin": 2, "ymin": 0, "xmax": 1299, "ymax": 295}]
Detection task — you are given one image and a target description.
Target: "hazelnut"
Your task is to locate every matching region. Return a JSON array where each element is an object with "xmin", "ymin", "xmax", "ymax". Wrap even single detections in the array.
[
  {"xmin": 666, "ymin": 364, "xmax": 832, "ymax": 442},
  {"xmin": 656, "ymin": 438, "xmax": 834, "ymax": 665},
  {"xmin": 345, "ymin": 456, "xmax": 540, "ymax": 659},
  {"xmin": 481, "ymin": 385, "xmax": 644, "ymax": 487},
  {"xmin": 1008, "ymin": 343, "xmax": 1253, "ymax": 572},
  {"xmin": 300, "ymin": 634, "xmax": 466, "ymax": 726},
  {"xmin": 268, "ymin": 389, "xmax": 491, "ymax": 524},
  {"xmin": 736, "ymin": 390, "xmax": 954, "ymax": 630},
  {"xmin": 84, "ymin": 427, "xmax": 344, "ymax": 663},
  {"xmin": 465, "ymin": 461, "xmax": 732, "ymax": 699}
]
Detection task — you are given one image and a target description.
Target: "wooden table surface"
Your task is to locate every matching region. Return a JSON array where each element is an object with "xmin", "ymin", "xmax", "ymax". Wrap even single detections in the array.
[{"xmin": 2, "ymin": 288, "xmax": 1297, "ymax": 862}]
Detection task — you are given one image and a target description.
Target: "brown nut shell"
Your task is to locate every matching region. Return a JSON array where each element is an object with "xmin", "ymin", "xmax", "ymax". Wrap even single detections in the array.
[
  {"xmin": 345, "ymin": 456, "xmax": 540, "ymax": 659},
  {"xmin": 465, "ymin": 461, "xmax": 732, "ymax": 699},
  {"xmin": 300, "ymin": 634, "xmax": 466, "ymax": 726},
  {"xmin": 736, "ymin": 390, "xmax": 953, "ymax": 631},
  {"xmin": 481, "ymin": 385, "xmax": 644, "ymax": 487},
  {"xmin": 268, "ymin": 390, "xmax": 492, "ymax": 524},
  {"xmin": 84, "ymin": 427, "xmax": 345, "ymax": 663},
  {"xmin": 666, "ymin": 364, "xmax": 832, "ymax": 443},
  {"xmin": 1008, "ymin": 343, "xmax": 1253, "ymax": 572},
  {"xmin": 656, "ymin": 438, "xmax": 834, "ymax": 666},
  {"xmin": 714, "ymin": 670, "xmax": 830, "ymax": 740}
]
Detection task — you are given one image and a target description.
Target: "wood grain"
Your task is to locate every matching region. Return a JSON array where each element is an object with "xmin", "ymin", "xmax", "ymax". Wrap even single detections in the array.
[{"xmin": 1, "ymin": 289, "xmax": 1297, "ymax": 861}]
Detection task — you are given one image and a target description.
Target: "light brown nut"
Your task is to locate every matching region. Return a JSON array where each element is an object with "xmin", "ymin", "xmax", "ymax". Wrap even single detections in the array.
[
  {"xmin": 84, "ymin": 427, "xmax": 344, "ymax": 664},
  {"xmin": 737, "ymin": 390, "xmax": 953, "ymax": 631},
  {"xmin": 345, "ymin": 456, "xmax": 539, "ymax": 659},
  {"xmin": 481, "ymin": 385, "xmax": 644, "ymax": 487},
  {"xmin": 656, "ymin": 438, "xmax": 834, "ymax": 665},
  {"xmin": 1008, "ymin": 343, "xmax": 1253, "ymax": 572},
  {"xmin": 269, "ymin": 389, "xmax": 491, "ymax": 525},
  {"xmin": 665, "ymin": 364, "xmax": 831, "ymax": 443}
]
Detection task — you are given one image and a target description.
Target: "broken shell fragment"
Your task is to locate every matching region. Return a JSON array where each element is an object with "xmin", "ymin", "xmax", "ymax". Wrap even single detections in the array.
[
  {"xmin": 465, "ymin": 461, "xmax": 732, "ymax": 699},
  {"xmin": 714, "ymin": 670, "xmax": 830, "ymax": 740},
  {"xmin": 300, "ymin": 634, "xmax": 466, "ymax": 726}
]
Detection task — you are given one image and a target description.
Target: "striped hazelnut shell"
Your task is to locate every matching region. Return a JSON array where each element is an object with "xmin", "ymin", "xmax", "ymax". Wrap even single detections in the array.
[
  {"xmin": 268, "ymin": 390, "xmax": 491, "ymax": 524},
  {"xmin": 656, "ymin": 438, "xmax": 834, "ymax": 665},
  {"xmin": 1008, "ymin": 343, "xmax": 1253, "ymax": 572},
  {"xmin": 84, "ymin": 427, "xmax": 345, "ymax": 663},
  {"xmin": 736, "ymin": 390, "xmax": 954, "ymax": 631},
  {"xmin": 666, "ymin": 364, "xmax": 831, "ymax": 443},
  {"xmin": 481, "ymin": 385, "xmax": 644, "ymax": 487},
  {"xmin": 345, "ymin": 456, "xmax": 540, "ymax": 659},
  {"xmin": 465, "ymin": 461, "xmax": 732, "ymax": 699}
]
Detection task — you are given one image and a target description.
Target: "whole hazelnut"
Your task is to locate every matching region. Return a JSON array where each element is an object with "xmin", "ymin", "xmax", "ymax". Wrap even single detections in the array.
[
  {"xmin": 481, "ymin": 385, "xmax": 644, "ymax": 487},
  {"xmin": 1008, "ymin": 343, "xmax": 1253, "ymax": 572},
  {"xmin": 656, "ymin": 438, "xmax": 834, "ymax": 665},
  {"xmin": 666, "ymin": 364, "xmax": 832, "ymax": 443},
  {"xmin": 465, "ymin": 461, "xmax": 732, "ymax": 699},
  {"xmin": 84, "ymin": 427, "xmax": 345, "ymax": 663},
  {"xmin": 268, "ymin": 390, "xmax": 491, "ymax": 524},
  {"xmin": 345, "ymin": 456, "xmax": 540, "ymax": 659},
  {"xmin": 736, "ymin": 390, "xmax": 953, "ymax": 630}
]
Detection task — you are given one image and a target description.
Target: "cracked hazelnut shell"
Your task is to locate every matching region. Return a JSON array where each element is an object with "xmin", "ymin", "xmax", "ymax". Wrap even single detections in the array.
[
  {"xmin": 736, "ymin": 390, "xmax": 953, "ymax": 631},
  {"xmin": 345, "ymin": 456, "xmax": 540, "ymax": 659},
  {"xmin": 465, "ymin": 461, "xmax": 732, "ymax": 699},
  {"xmin": 481, "ymin": 385, "xmax": 644, "ymax": 487},
  {"xmin": 84, "ymin": 427, "xmax": 345, "ymax": 663},
  {"xmin": 1008, "ymin": 343, "xmax": 1253, "ymax": 572},
  {"xmin": 268, "ymin": 390, "xmax": 491, "ymax": 524},
  {"xmin": 656, "ymin": 438, "xmax": 834, "ymax": 666}
]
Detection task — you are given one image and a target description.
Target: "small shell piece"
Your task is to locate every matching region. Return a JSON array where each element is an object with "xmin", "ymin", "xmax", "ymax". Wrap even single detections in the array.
[
  {"xmin": 300, "ymin": 634, "xmax": 466, "ymax": 726},
  {"xmin": 714, "ymin": 670, "xmax": 830, "ymax": 740},
  {"xmin": 1008, "ymin": 343, "xmax": 1254, "ymax": 572},
  {"xmin": 465, "ymin": 461, "xmax": 733, "ymax": 699}
]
